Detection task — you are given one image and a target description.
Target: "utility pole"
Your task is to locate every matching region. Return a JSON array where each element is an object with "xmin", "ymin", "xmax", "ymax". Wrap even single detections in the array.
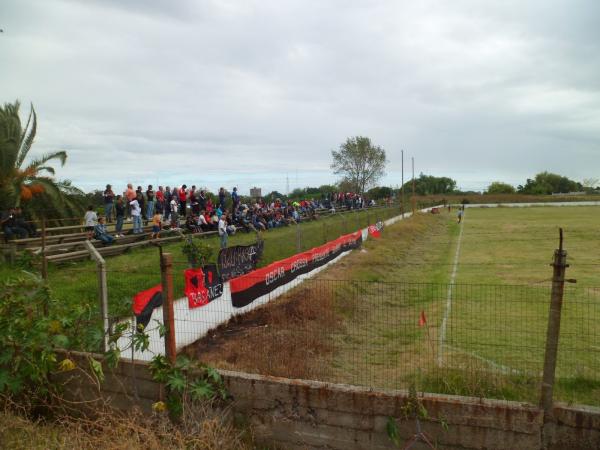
[
  {"xmin": 401, "ymin": 150, "xmax": 405, "ymax": 217},
  {"xmin": 412, "ymin": 157, "xmax": 416, "ymax": 214}
]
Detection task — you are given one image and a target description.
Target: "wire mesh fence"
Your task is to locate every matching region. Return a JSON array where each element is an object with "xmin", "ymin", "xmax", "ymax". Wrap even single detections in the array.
[
  {"xmin": 180, "ymin": 279, "xmax": 599, "ymax": 407},
  {"xmin": 37, "ymin": 202, "xmax": 600, "ymax": 409}
]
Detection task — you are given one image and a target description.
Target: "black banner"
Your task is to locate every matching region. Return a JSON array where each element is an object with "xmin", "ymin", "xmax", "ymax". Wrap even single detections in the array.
[
  {"xmin": 203, "ymin": 264, "xmax": 223, "ymax": 301},
  {"xmin": 217, "ymin": 240, "xmax": 264, "ymax": 281}
]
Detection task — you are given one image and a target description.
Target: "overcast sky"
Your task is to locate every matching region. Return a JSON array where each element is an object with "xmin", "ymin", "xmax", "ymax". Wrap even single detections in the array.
[{"xmin": 1, "ymin": 0, "xmax": 599, "ymax": 194}]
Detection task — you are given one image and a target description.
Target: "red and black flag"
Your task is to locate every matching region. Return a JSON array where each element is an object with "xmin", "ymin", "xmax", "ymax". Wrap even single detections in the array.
[
  {"xmin": 133, "ymin": 284, "xmax": 163, "ymax": 332},
  {"xmin": 185, "ymin": 265, "xmax": 224, "ymax": 309},
  {"xmin": 185, "ymin": 268, "xmax": 209, "ymax": 308}
]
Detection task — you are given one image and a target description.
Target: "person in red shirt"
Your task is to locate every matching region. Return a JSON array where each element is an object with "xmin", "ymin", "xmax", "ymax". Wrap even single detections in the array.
[
  {"xmin": 178, "ymin": 185, "xmax": 187, "ymax": 217},
  {"xmin": 156, "ymin": 186, "xmax": 165, "ymax": 214}
]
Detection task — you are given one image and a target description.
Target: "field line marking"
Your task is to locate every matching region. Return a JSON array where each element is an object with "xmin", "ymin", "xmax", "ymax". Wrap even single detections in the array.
[
  {"xmin": 438, "ymin": 217, "xmax": 464, "ymax": 367},
  {"xmin": 444, "ymin": 344, "xmax": 521, "ymax": 375}
]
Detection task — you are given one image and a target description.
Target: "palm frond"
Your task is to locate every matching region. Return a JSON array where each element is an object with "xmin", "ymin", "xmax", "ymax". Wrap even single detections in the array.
[
  {"xmin": 16, "ymin": 104, "xmax": 37, "ymax": 168},
  {"xmin": 24, "ymin": 151, "xmax": 67, "ymax": 173},
  {"xmin": 32, "ymin": 165, "xmax": 56, "ymax": 175}
]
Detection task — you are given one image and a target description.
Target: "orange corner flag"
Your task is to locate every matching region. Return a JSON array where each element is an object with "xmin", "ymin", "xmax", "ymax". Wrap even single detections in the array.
[{"xmin": 418, "ymin": 310, "xmax": 427, "ymax": 327}]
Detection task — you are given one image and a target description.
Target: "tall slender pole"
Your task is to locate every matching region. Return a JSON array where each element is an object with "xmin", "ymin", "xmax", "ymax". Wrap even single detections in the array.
[
  {"xmin": 411, "ymin": 157, "xmax": 416, "ymax": 214},
  {"xmin": 401, "ymin": 150, "xmax": 405, "ymax": 217}
]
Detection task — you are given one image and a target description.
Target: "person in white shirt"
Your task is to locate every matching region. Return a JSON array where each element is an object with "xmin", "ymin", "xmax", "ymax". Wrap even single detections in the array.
[
  {"xmin": 218, "ymin": 212, "xmax": 228, "ymax": 249},
  {"xmin": 197, "ymin": 209, "xmax": 209, "ymax": 231},
  {"xmin": 170, "ymin": 197, "xmax": 179, "ymax": 229},
  {"xmin": 83, "ymin": 206, "xmax": 98, "ymax": 240},
  {"xmin": 130, "ymin": 195, "xmax": 142, "ymax": 234}
]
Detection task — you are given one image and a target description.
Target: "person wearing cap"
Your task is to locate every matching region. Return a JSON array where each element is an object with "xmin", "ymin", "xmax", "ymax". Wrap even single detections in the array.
[
  {"xmin": 232, "ymin": 187, "xmax": 240, "ymax": 213},
  {"xmin": 103, "ymin": 184, "xmax": 115, "ymax": 222}
]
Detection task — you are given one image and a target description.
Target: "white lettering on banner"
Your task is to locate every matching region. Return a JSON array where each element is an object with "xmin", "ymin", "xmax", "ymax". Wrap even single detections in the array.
[
  {"xmin": 313, "ymin": 249, "xmax": 330, "ymax": 263},
  {"xmin": 207, "ymin": 284, "xmax": 223, "ymax": 299},
  {"xmin": 291, "ymin": 258, "xmax": 308, "ymax": 273},
  {"xmin": 265, "ymin": 266, "xmax": 285, "ymax": 286},
  {"xmin": 189, "ymin": 290, "xmax": 208, "ymax": 305}
]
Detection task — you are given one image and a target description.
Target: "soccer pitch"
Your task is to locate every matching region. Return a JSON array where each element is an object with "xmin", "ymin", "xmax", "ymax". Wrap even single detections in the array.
[{"xmin": 439, "ymin": 205, "xmax": 600, "ymax": 402}]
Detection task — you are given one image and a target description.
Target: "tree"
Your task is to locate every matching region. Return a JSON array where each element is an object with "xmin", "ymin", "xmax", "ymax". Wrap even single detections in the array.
[
  {"xmin": 402, "ymin": 173, "xmax": 456, "ymax": 195},
  {"xmin": 485, "ymin": 182, "xmax": 515, "ymax": 194},
  {"xmin": 582, "ymin": 178, "xmax": 599, "ymax": 192},
  {"xmin": 517, "ymin": 172, "xmax": 582, "ymax": 195},
  {"xmin": 331, "ymin": 136, "xmax": 387, "ymax": 194},
  {"xmin": 367, "ymin": 186, "xmax": 393, "ymax": 199},
  {"xmin": 0, "ymin": 101, "xmax": 83, "ymax": 218}
]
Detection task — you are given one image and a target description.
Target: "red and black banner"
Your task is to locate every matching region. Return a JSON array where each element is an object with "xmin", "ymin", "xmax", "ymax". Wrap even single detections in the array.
[
  {"xmin": 184, "ymin": 264, "xmax": 223, "ymax": 309},
  {"xmin": 230, "ymin": 231, "xmax": 362, "ymax": 308},
  {"xmin": 133, "ymin": 284, "xmax": 163, "ymax": 331}
]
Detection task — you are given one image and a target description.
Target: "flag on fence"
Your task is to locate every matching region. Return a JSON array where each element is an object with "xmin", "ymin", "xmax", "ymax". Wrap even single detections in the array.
[
  {"xmin": 185, "ymin": 267, "xmax": 210, "ymax": 309},
  {"xmin": 133, "ymin": 284, "xmax": 163, "ymax": 332},
  {"xmin": 419, "ymin": 310, "xmax": 427, "ymax": 327},
  {"xmin": 368, "ymin": 225, "xmax": 381, "ymax": 238}
]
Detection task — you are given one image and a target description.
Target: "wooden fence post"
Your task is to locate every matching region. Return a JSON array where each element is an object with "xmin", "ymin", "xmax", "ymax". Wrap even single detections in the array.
[
  {"xmin": 540, "ymin": 228, "xmax": 568, "ymax": 419},
  {"xmin": 160, "ymin": 251, "xmax": 177, "ymax": 364}
]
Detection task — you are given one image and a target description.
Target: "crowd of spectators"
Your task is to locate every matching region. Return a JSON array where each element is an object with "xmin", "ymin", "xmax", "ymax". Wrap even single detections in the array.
[
  {"xmin": 1, "ymin": 184, "xmax": 377, "ymax": 244},
  {"xmin": 102, "ymin": 184, "xmax": 374, "ymax": 234}
]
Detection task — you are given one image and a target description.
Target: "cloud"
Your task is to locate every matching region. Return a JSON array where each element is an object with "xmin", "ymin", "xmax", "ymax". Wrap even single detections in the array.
[{"xmin": 1, "ymin": 0, "xmax": 599, "ymax": 194}]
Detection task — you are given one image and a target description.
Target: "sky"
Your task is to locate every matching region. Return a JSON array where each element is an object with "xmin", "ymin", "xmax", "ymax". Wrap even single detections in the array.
[{"xmin": 1, "ymin": 0, "xmax": 599, "ymax": 195}]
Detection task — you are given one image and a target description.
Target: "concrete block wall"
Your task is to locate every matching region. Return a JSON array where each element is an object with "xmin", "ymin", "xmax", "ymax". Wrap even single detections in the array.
[{"xmin": 56, "ymin": 351, "xmax": 600, "ymax": 449}]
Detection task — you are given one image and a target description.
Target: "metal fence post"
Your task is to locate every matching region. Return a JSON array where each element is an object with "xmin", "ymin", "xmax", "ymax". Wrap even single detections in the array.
[
  {"xmin": 160, "ymin": 251, "xmax": 177, "ymax": 363},
  {"xmin": 540, "ymin": 228, "xmax": 568, "ymax": 419},
  {"xmin": 84, "ymin": 241, "xmax": 109, "ymax": 353},
  {"xmin": 295, "ymin": 223, "xmax": 301, "ymax": 253}
]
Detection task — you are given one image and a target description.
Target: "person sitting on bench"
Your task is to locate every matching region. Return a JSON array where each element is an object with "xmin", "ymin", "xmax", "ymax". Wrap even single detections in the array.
[
  {"xmin": 1, "ymin": 208, "xmax": 28, "ymax": 242},
  {"xmin": 93, "ymin": 216, "xmax": 115, "ymax": 245}
]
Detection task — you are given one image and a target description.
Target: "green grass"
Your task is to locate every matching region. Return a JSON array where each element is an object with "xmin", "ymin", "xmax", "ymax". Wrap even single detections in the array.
[{"xmin": 441, "ymin": 206, "xmax": 600, "ymax": 405}]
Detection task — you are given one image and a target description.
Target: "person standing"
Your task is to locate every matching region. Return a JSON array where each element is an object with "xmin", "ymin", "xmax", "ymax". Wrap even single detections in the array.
[
  {"xmin": 130, "ymin": 194, "xmax": 142, "ymax": 234},
  {"xmin": 83, "ymin": 205, "xmax": 98, "ymax": 240},
  {"xmin": 103, "ymin": 184, "xmax": 115, "ymax": 222},
  {"xmin": 170, "ymin": 194, "xmax": 179, "ymax": 229},
  {"xmin": 146, "ymin": 185, "xmax": 155, "ymax": 222},
  {"xmin": 125, "ymin": 183, "xmax": 136, "ymax": 219},
  {"xmin": 232, "ymin": 187, "xmax": 240, "ymax": 214},
  {"xmin": 155, "ymin": 186, "xmax": 165, "ymax": 215},
  {"xmin": 190, "ymin": 185, "xmax": 200, "ymax": 216},
  {"xmin": 218, "ymin": 187, "xmax": 226, "ymax": 210},
  {"xmin": 218, "ymin": 211, "xmax": 228, "ymax": 249},
  {"xmin": 179, "ymin": 185, "xmax": 188, "ymax": 217},
  {"xmin": 115, "ymin": 195, "xmax": 125, "ymax": 237},
  {"xmin": 163, "ymin": 186, "xmax": 172, "ymax": 221}
]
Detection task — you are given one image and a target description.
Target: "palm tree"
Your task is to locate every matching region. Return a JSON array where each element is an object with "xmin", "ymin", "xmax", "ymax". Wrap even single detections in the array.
[{"xmin": 0, "ymin": 100, "xmax": 83, "ymax": 219}]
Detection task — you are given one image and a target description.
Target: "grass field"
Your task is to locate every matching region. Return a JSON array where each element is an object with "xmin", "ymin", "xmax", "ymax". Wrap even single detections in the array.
[{"xmin": 193, "ymin": 206, "xmax": 600, "ymax": 406}]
